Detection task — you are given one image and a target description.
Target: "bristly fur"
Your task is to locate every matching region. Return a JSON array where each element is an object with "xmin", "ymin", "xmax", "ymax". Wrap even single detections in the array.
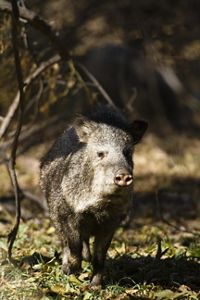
[
  {"xmin": 84, "ymin": 105, "xmax": 129, "ymax": 131},
  {"xmin": 40, "ymin": 105, "xmax": 147, "ymax": 287}
]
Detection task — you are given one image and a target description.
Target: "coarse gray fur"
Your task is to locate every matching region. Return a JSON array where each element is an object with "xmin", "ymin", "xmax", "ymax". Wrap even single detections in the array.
[{"xmin": 40, "ymin": 106, "xmax": 147, "ymax": 287}]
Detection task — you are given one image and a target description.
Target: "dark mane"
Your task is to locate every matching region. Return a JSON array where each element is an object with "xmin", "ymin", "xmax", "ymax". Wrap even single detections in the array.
[{"xmin": 84, "ymin": 105, "xmax": 130, "ymax": 132}]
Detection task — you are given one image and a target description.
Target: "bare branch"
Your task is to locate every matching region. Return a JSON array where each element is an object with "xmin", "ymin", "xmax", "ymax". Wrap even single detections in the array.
[
  {"xmin": 0, "ymin": 2, "xmax": 118, "ymax": 115},
  {"xmin": 24, "ymin": 78, "xmax": 44, "ymax": 118},
  {"xmin": 76, "ymin": 62, "xmax": 118, "ymax": 109},
  {"xmin": 0, "ymin": 0, "xmax": 70, "ymax": 60},
  {"xmin": 0, "ymin": 115, "xmax": 61, "ymax": 165},
  {"xmin": 7, "ymin": 0, "xmax": 26, "ymax": 264},
  {"xmin": 23, "ymin": 190, "xmax": 48, "ymax": 213},
  {"xmin": 0, "ymin": 54, "xmax": 61, "ymax": 140}
]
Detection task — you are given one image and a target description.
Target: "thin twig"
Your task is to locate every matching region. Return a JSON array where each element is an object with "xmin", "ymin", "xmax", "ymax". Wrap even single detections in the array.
[
  {"xmin": 76, "ymin": 62, "xmax": 117, "ymax": 109},
  {"xmin": 22, "ymin": 190, "xmax": 48, "ymax": 212},
  {"xmin": 0, "ymin": 1, "xmax": 118, "ymax": 113},
  {"xmin": 0, "ymin": 0, "xmax": 70, "ymax": 60},
  {"xmin": 155, "ymin": 236, "xmax": 169, "ymax": 260},
  {"xmin": 0, "ymin": 190, "xmax": 47, "ymax": 214},
  {"xmin": 0, "ymin": 115, "xmax": 61, "ymax": 158},
  {"xmin": 24, "ymin": 78, "xmax": 44, "ymax": 119},
  {"xmin": 0, "ymin": 54, "xmax": 61, "ymax": 140},
  {"xmin": 7, "ymin": 0, "xmax": 25, "ymax": 264},
  {"xmin": 21, "ymin": 0, "xmax": 44, "ymax": 120}
]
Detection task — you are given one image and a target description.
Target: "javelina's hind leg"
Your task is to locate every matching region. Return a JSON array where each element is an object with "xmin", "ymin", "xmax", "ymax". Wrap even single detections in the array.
[
  {"xmin": 82, "ymin": 239, "xmax": 91, "ymax": 262},
  {"xmin": 62, "ymin": 227, "xmax": 83, "ymax": 275}
]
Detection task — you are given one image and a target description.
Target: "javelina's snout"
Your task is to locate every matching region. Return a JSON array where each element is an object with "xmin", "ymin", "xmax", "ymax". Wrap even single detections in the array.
[{"xmin": 114, "ymin": 169, "xmax": 133, "ymax": 187}]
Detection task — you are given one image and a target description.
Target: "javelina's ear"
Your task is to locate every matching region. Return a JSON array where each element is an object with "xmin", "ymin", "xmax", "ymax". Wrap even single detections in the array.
[
  {"xmin": 74, "ymin": 117, "xmax": 97, "ymax": 143},
  {"xmin": 129, "ymin": 120, "xmax": 148, "ymax": 144}
]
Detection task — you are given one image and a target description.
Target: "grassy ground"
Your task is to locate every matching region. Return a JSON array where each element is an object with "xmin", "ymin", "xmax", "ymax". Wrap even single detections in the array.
[
  {"xmin": 0, "ymin": 219, "xmax": 200, "ymax": 299},
  {"xmin": 0, "ymin": 134, "xmax": 200, "ymax": 300}
]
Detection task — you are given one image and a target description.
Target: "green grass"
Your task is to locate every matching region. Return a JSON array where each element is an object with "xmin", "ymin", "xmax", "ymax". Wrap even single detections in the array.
[{"xmin": 0, "ymin": 218, "xmax": 200, "ymax": 300}]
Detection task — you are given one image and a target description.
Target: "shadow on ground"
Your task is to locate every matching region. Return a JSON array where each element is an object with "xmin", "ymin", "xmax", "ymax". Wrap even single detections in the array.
[
  {"xmin": 9, "ymin": 251, "xmax": 200, "ymax": 292},
  {"xmin": 105, "ymin": 254, "xmax": 200, "ymax": 291}
]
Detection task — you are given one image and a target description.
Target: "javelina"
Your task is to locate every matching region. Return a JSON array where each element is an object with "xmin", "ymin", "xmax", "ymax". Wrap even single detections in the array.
[{"xmin": 40, "ymin": 106, "xmax": 148, "ymax": 287}]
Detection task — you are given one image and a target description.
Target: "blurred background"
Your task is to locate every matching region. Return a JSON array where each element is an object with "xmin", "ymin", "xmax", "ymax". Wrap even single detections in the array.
[
  {"xmin": 0, "ymin": 1, "xmax": 200, "ymax": 297},
  {"xmin": 0, "ymin": 0, "xmax": 200, "ymax": 231}
]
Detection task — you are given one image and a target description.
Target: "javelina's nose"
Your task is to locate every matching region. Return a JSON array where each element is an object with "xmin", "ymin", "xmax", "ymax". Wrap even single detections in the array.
[{"xmin": 114, "ymin": 170, "xmax": 133, "ymax": 187}]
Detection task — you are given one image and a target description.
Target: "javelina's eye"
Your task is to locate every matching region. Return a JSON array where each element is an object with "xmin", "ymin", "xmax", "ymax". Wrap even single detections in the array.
[{"xmin": 97, "ymin": 151, "xmax": 106, "ymax": 159}]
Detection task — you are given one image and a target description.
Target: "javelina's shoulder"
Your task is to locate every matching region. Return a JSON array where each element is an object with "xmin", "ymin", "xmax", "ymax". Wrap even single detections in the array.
[
  {"xmin": 40, "ymin": 125, "xmax": 83, "ymax": 195},
  {"xmin": 40, "ymin": 126, "xmax": 80, "ymax": 169}
]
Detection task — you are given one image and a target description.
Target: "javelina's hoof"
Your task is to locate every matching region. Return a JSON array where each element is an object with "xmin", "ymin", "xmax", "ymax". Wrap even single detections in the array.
[
  {"xmin": 89, "ymin": 282, "xmax": 102, "ymax": 290},
  {"xmin": 62, "ymin": 263, "xmax": 71, "ymax": 275},
  {"xmin": 90, "ymin": 274, "xmax": 102, "ymax": 289}
]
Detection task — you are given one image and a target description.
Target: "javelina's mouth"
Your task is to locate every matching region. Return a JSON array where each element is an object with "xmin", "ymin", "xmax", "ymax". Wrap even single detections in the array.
[
  {"xmin": 104, "ymin": 184, "xmax": 132, "ymax": 197},
  {"xmin": 105, "ymin": 193, "xmax": 131, "ymax": 206}
]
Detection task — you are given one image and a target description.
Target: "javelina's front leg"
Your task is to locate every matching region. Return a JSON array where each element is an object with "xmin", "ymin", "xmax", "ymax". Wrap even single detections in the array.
[
  {"xmin": 62, "ymin": 224, "xmax": 82, "ymax": 275},
  {"xmin": 90, "ymin": 230, "xmax": 114, "ymax": 287}
]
